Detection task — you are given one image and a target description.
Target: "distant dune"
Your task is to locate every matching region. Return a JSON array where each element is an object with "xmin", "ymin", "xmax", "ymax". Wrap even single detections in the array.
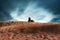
[{"xmin": 0, "ymin": 21, "xmax": 60, "ymax": 40}]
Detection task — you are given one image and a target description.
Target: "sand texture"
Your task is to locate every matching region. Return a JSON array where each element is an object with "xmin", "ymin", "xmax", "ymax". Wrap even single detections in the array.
[{"xmin": 0, "ymin": 21, "xmax": 60, "ymax": 40}]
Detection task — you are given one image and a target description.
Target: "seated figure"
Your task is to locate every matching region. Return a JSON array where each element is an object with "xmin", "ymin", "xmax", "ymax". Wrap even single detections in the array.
[{"xmin": 28, "ymin": 17, "xmax": 34, "ymax": 22}]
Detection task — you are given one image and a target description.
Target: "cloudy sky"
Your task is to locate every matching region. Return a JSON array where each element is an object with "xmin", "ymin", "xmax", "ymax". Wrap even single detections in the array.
[{"xmin": 0, "ymin": 0, "xmax": 60, "ymax": 23}]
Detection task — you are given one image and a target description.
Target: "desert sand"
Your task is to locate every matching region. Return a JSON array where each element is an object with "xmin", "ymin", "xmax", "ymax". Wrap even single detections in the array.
[{"xmin": 0, "ymin": 21, "xmax": 60, "ymax": 40}]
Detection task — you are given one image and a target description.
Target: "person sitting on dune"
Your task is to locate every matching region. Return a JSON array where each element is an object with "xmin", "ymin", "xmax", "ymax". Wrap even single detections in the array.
[{"xmin": 28, "ymin": 17, "xmax": 34, "ymax": 22}]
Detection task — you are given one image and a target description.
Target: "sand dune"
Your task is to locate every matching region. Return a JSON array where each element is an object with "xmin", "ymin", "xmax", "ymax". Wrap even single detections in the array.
[{"xmin": 0, "ymin": 21, "xmax": 60, "ymax": 40}]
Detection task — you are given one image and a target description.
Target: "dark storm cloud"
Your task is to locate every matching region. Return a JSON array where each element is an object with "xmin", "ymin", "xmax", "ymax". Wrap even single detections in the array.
[
  {"xmin": 38, "ymin": 0, "xmax": 60, "ymax": 14},
  {"xmin": 0, "ymin": 0, "xmax": 60, "ymax": 22},
  {"xmin": 34, "ymin": 0, "xmax": 60, "ymax": 22},
  {"xmin": 37, "ymin": 0, "xmax": 60, "ymax": 22},
  {"xmin": 0, "ymin": 0, "xmax": 30, "ymax": 21},
  {"xmin": 0, "ymin": 0, "xmax": 16, "ymax": 21}
]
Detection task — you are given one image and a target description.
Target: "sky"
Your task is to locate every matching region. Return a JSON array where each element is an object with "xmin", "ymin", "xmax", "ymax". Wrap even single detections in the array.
[{"xmin": 0, "ymin": 0, "xmax": 60, "ymax": 23}]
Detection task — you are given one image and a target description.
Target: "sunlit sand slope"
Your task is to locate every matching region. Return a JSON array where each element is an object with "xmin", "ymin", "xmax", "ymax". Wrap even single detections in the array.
[{"xmin": 0, "ymin": 21, "xmax": 60, "ymax": 40}]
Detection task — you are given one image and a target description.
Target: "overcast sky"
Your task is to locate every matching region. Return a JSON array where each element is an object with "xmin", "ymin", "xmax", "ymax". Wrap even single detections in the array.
[{"xmin": 0, "ymin": 0, "xmax": 60, "ymax": 22}]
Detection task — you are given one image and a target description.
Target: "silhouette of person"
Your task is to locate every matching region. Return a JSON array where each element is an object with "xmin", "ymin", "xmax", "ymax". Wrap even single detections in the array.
[
  {"xmin": 28, "ymin": 17, "xmax": 34, "ymax": 22},
  {"xmin": 28, "ymin": 17, "xmax": 31, "ymax": 22}
]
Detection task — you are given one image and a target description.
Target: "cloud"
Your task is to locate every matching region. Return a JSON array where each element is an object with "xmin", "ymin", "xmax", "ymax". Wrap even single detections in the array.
[
  {"xmin": 0, "ymin": 0, "xmax": 60, "ymax": 22},
  {"xmin": 10, "ymin": 2, "xmax": 54, "ymax": 23}
]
